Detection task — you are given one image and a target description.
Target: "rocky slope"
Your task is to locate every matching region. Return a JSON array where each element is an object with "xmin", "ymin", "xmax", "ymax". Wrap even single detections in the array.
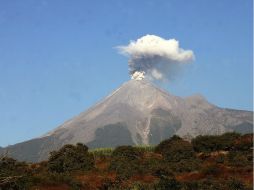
[{"xmin": 0, "ymin": 79, "xmax": 252, "ymax": 162}]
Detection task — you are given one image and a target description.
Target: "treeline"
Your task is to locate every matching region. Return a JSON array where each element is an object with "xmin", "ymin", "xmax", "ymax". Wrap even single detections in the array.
[{"xmin": 0, "ymin": 132, "xmax": 253, "ymax": 190}]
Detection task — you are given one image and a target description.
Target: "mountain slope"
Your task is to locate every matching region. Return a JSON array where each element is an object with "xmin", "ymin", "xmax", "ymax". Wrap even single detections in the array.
[{"xmin": 0, "ymin": 80, "xmax": 252, "ymax": 162}]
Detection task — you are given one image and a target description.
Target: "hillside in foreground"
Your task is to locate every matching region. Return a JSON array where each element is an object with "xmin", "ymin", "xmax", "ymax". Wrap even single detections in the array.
[{"xmin": 0, "ymin": 132, "xmax": 253, "ymax": 190}]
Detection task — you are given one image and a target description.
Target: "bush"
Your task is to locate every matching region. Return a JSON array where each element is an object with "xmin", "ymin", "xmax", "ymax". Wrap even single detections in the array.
[
  {"xmin": 184, "ymin": 179, "xmax": 246, "ymax": 190},
  {"xmin": 169, "ymin": 158, "xmax": 200, "ymax": 173},
  {"xmin": 183, "ymin": 181, "xmax": 199, "ymax": 190},
  {"xmin": 0, "ymin": 157, "xmax": 28, "ymax": 176},
  {"xmin": 195, "ymin": 179, "xmax": 224, "ymax": 190},
  {"xmin": 0, "ymin": 175, "xmax": 30, "ymax": 190},
  {"xmin": 109, "ymin": 146, "xmax": 142, "ymax": 179},
  {"xmin": 0, "ymin": 157, "xmax": 36, "ymax": 189},
  {"xmin": 124, "ymin": 178, "xmax": 183, "ymax": 190},
  {"xmin": 215, "ymin": 154, "xmax": 225, "ymax": 164},
  {"xmin": 233, "ymin": 134, "xmax": 253, "ymax": 151},
  {"xmin": 47, "ymin": 143, "xmax": 94, "ymax": 173},
  {"xmin": 151, "ymin": 161, "xmax": 174, "ymax": 178},
  {"xmin": 0, "ymin": 157, "xmax": 17, "ymax": 172},
  {"xmin": 134, "ymin": 145, "xmax": 155, "ymax": 153},
  {"xmin": 227, "ymin": 151, "xmax": 252, "ymax": 167},
  {"xmin": 201, "ymin": 164, "xmax": 220, "ymax": 176},
  {"xmin": 218, "ymin": 132, "xmax": 241, "ymax": 150},
  {"xmin": 192, "ymin": 132, "xmax": 241, "ymax": 152},
  {"xmin": 154, "ymin": 135, "xmax": 181, "ymax": 153},
  {"xmin": 30, "ymin": 172, "xmax": 83, "ymax": 190},
  {"xmin": 227, "ymin": 178, "xmax": 246, "ymax": 190},
  {"xmin": 111, "ymin": 145, "xmax": 142, "ymax": 160},
  {"xmin": 155, "ymin": 135, "xmax": 195, "ymax": 162},
  {"xmin": 129, "ymin": 182, "xmax": 157, "ymax": 190},
  {"xmin": 155, "ymin": 177, "xmax": 182, "ymax": 190}
]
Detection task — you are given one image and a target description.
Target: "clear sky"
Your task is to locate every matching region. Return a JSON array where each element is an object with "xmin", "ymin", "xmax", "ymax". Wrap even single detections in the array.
[{"xmin": 0, "ymin": 0, "xmax": 252, "ymax": 147}]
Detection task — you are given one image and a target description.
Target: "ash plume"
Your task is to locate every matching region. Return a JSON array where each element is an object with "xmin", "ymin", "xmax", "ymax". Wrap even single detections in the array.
[{"xmin": 117, "ymin": 34, "xmax": 195, "ymax": 81}]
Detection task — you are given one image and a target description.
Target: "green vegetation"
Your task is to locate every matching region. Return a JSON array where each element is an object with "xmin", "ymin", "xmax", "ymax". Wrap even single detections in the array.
[
  {"xmin": 48, "ymin": 143, "xmax": 94, "ymax": 173},
  {"xmin": 191, "ymin": 132, "xmax": 241, "ymax": 152},
  {"xmin": 109, "ymin": 146, "xmax": 143, "ymax": 179},
  {"xmin": 89, "ymin": 145, "xmax": 155, "ymax": 158},
  {"xmin": 155, "ymin": 135, "xmax": 195, "ymax": 162},
  {"xmin": 0, "ymin": 133, "xmax": 253, "ymax": 190},
  {"xmin": 89, "ymin": 147, "xmax": 114, "ymax": 159}
]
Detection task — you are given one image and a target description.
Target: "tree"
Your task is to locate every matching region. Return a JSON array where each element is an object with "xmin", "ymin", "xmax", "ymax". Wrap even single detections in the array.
[
  {"xmin": 191, "ymin": 132, "xmax": 241, "ymax": 152},
  {"xmin": 155, "ymin": 135, "xmax": 195, "ymax": 162},
  {"xmin": 109, "ymin": 146, "xmax": 142, "ymax": 179},
  {"xmin": 48, "ymin": 143, "xmax": 94, "ymax": 173}
]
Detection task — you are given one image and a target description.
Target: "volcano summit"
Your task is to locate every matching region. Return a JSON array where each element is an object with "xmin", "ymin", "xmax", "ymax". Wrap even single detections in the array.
[{"xmin": 0, "ymin": 79, "xmax": 252, "ymax": 162}]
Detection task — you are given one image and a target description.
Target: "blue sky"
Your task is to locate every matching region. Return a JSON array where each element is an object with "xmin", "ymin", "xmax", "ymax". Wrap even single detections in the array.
[{"xmin": 0, "ymin": 0, "xmax": 252, "ymax": 146}]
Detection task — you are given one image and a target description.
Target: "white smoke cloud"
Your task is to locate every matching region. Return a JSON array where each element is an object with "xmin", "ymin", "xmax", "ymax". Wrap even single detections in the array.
[
  {"xmin": 117, "ymin": 34, "xmax": 195, "ymax": 81},
  {"xmin": 131, "ymin": 71, "xmax": 145, "ymax": 80}
]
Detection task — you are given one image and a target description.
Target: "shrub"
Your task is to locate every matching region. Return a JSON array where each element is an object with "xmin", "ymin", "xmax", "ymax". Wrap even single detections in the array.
[
  {"xmin": 0, "ymin": 157, "xmax": 36, "ymax": 189},
  {"xmin": 183, "ymin": 181, "xmax": 199, "ymax": 190},
  {"xmin": 0, "ymin": 157, "xmax": 29, "ymax": 177},
  {"xmin": 0, "ymin": 175, "xmax": 29, "ymax": 190},
  {"xmin": 227, "ymin": 150, "xmax": 252, "ymax": 167},
  {"xmin": 195, "ymin": 179, "xmax": 224, "ymax": 190},
  {"xmin": 129, "ymin": 182, "xmax": 157, "ymax": 190},
  {"xmin": 155, "ymin": 135, "xmax": 181, "ymax": 153},
  {"xmin": 192, "ymin": 132, "xmax": 241, "ymax": 152},
  {"xmin": 151, "ymin": 162, "xmax": 174, "ymax": 178},
  {"xmin": 233, "ymin": 133, "xmax": 253, "ymax": 151},
  {"xmin": 201, "ymin": 164, "xmax": 220, "ymax": 176},
  {"xmin": 227, "ymin": 178, "xmax": 246, "ymax": 190},
  {"xmin": 155, "ymin": 177, "xmax": 182, "ymax": 190},
  {"xmin": 0, "ymin": 157, "xmax": 17, "ymax": 171},
  {"xmin": 155, "ymin": 135, "xmax": 195, "ymax": 162},
  {"xmin": 215, "ymin": 154, "xmax": 225, "ymax": 164},
  {"xmin": 169, "ymin": 158, "xmax": 200, "ymax": 173},
  {"xmin": 109, "ymin": 146, "xmax": 142, "ymax": 179},
  {"xmin": 111, "ymin": 146, "xmax": 142, "ymax": 160},
  {"xmin": 30, "ymin": 172, "xmax": 83, "ymax": 190},
  {"xmin": 218, "ymin": 132, "xmax": 241, "ymax": 150},
  {"xmin": 47, "ymin": 143, "xmax": 94, "ymax": 173}
]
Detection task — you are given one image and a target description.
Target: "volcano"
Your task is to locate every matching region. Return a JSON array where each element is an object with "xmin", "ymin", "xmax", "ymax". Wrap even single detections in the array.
[{"xmin": 1, "ymin": 79, "xmax": 252, "ymax": 162}]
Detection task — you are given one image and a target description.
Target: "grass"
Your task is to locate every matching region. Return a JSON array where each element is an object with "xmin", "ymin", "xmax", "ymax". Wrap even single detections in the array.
[
  {"xmin": 134, "ymin": 145, "xmax": 155, "ymax": 152},
  {"xmin": 89, "ymin": 148, "xmax": 114, "ymax": 158},
  {"xmin": 89, "ymin": 145, "xmax": 155, "ymax": 157}
]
